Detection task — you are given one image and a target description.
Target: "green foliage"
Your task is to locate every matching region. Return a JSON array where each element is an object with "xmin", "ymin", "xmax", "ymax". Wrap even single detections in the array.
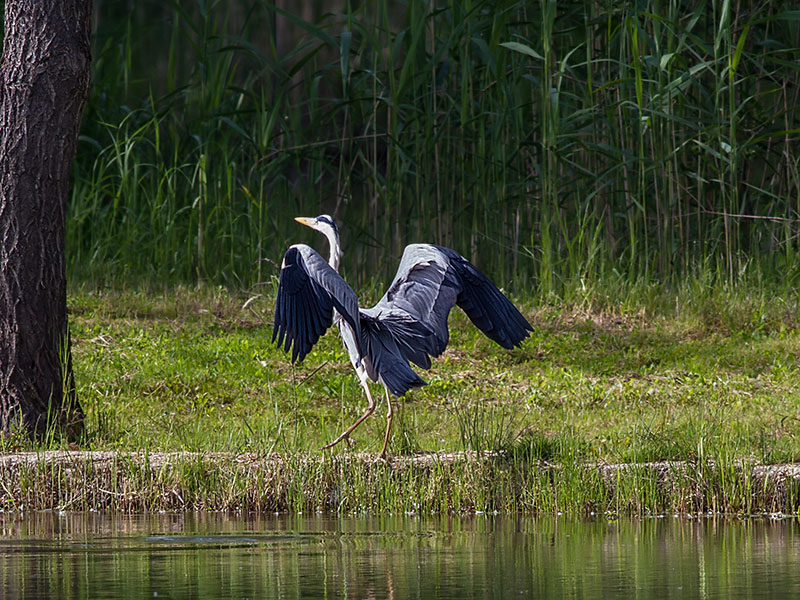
[
  {"xmin": 46, "ymin": 284, "xmax": 800, "ymax": 465},
  {"xmin": 4, "ymin": 282, "xmax": 800, "ymax": 513},
  {"xmin": 64, "ymin": 0, "xmax": 800, "ymax": 292}
]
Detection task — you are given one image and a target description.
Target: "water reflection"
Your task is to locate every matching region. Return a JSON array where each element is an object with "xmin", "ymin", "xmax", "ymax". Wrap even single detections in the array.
[{"xmin": 1, "ymin": 512, "xmax": 799, "ymax": 599}]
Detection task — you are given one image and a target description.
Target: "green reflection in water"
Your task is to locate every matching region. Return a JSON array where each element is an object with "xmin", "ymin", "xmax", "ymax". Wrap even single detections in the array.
[{"xmin": 1, "ymin": 512, "xmax": 798, "ymax": 599}]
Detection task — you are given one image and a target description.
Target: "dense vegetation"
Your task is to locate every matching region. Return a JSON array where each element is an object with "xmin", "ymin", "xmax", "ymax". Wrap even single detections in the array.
[{"xmin": 63, "ymin": 0, "xmax": 800, "ymax": 295}]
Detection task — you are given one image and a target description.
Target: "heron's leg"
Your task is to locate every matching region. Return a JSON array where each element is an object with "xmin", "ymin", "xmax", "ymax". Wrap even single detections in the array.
[
  {"xmin": 321, "ymin": 376, "xmax": 376, "ymax": 451},
  {"xmin": 377, "ymin": 388, "xmax": 394, "ymax": 461}
]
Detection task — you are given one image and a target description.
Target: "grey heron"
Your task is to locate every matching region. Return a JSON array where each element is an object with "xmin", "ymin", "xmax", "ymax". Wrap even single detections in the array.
[{"xmin": 272, "ymin": 214, "xmax": 533, "ymax": 459}]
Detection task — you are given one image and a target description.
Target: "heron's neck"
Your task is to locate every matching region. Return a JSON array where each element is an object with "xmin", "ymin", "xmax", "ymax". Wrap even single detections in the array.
[{"xmin": 323, "ymin": 229, "xmax": 343, "ymax": 272}]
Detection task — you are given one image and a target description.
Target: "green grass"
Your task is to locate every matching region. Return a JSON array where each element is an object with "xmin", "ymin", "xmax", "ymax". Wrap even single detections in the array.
[
  {"xmin": 1, "ymin": 280, "xmax": 799, "ymax": 514},
  {"xmin": 16, "ymin": 281, "xmax": 795, "ymax": 467}
]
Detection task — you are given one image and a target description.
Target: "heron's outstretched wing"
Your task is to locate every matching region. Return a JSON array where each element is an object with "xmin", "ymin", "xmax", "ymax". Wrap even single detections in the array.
[
  {"xmin": 437, "ymin": 245, "xmax": 533, "ymax": 349},
  {"xmin": 360, "ymin": 244, "xmax": 532, "ymax": 393},
  {"xmin": 273, "ymin": 244, "xmax": 361, "ymax": 363}
]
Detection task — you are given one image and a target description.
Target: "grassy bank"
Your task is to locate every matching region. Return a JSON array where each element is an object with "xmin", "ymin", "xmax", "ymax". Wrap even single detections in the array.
[
  {"xmin": 3, "ymin": 282, "xmax": 800, "ymax": 514},
  {"xmin": 2, "ymin": 1, "xmax": 800, "ymax": 514},
  {"xmin": 2, "ymin": 451, "xmax": 799, "ymax": 515}
]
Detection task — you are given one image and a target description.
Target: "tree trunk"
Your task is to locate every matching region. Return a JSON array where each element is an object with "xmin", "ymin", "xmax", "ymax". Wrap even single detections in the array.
[{"xmin": 0, "ymin": 0, "xmax": 91, "ymax": 439}]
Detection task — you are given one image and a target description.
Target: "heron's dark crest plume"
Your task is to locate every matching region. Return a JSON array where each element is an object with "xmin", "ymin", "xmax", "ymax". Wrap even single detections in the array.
[{"xmin": 273, "ymin": 214, "xmax": 533, "ymax": 459}]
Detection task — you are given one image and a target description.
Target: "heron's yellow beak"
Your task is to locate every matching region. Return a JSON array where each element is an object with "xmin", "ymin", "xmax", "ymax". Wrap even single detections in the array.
[{"xmin": 294, "ymin": 216, "xmax": 316, "ymax": 228}]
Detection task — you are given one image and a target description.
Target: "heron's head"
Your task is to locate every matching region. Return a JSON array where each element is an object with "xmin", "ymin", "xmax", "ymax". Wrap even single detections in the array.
[
  {"xmin": 295, "ymin": 214, "xmax": 342, "ymax": 268},
  {"xmin": 294, "ymin": 214, "xmax": 339, "ymax": 237}
]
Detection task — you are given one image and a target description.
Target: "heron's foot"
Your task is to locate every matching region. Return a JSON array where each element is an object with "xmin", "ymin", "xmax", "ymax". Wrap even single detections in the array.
[
  {"xmin": 320, "ymin": 432, "xmax": 352, "ymax": 451},
  {"xmin": 374, "ymin": 451, "xmax": 391, "ymax": 464}
]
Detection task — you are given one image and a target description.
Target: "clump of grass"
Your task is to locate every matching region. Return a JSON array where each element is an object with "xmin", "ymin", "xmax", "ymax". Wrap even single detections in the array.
[{"xmin": 454, "ymin": 398, "xmax": 520, "ymax": 454}]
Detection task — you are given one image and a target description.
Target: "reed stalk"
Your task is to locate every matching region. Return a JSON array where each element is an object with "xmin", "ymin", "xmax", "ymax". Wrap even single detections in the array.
[{"xmin": 60, "ymin": 0, "xmax": 800, "ymax": 295}]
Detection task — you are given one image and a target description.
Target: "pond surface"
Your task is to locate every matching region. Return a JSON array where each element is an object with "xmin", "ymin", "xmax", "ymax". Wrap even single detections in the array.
[{"xmin": 1, "ymin": 512, "xmax": 799, "ymax": 599}]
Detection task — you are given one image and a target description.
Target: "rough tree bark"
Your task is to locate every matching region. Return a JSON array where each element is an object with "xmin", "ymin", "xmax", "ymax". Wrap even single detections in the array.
[{"xmin": 0, "ymin": 0, "xmax": 92, "ymax": 438}]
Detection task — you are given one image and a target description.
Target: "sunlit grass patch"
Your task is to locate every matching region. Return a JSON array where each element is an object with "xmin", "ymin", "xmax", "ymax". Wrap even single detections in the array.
[{"xmin": 33, "ymin": 284, "xmax": 796, "ymax": 468}]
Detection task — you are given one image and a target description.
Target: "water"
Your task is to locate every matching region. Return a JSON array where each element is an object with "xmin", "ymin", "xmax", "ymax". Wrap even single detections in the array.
[{"xmin": 1, "ymin": 512, "xmax": 799, "ymax": 599}]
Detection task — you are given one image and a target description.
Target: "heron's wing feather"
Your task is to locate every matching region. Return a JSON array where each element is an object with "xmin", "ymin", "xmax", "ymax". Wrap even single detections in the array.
[
  {"xmin": 366, "ymin": 244, "xmax": 532, "ymax": 372},
  {"xmin": 369, "ymin": 244, "xmax": 458, "ymax": 358},
  {"xmin": 436, "ymin": 245, "xmax": 533, "ymax": 349},
  {"xmin": 273, "ymin": 244, "xmax": 361, "ymax": 363}
]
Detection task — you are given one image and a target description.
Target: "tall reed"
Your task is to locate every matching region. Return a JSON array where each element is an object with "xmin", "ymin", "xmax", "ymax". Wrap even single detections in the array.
[{"xmin": 65, "ymin": 0, "xmax": 800, "ymax": 295}]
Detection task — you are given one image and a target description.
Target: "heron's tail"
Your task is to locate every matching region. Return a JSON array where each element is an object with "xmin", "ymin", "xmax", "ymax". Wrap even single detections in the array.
[{"xmin": 359, "ymin": 312, "xmax": 428, "ymax": 397}]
